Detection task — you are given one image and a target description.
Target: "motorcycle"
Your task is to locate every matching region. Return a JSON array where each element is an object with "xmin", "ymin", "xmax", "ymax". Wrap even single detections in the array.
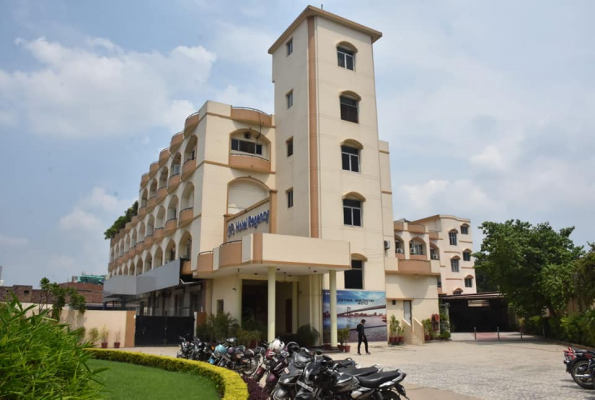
[
  {"xmin": 564, "ymin": 346, "xmax": 595, "ymax": 389},
  {"xmin": 176, "ymin": 335, "xmax": 194, "ymax": 359}
]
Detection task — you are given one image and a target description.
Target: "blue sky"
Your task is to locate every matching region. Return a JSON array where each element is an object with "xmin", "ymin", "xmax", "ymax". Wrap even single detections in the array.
[{"xmin": 1, "ymin": 1, "xmax": 594, "ymax": 286}]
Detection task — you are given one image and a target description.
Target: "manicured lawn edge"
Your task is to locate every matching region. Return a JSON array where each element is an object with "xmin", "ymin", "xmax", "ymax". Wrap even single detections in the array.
[{"xmin": 87, "ymin": 349, "xmax": 248, "ymax": 400}]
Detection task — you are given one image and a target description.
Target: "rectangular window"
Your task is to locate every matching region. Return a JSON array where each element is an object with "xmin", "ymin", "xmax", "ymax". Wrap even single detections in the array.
[
  {"xmin": 337, "ymin": 47, "xmax": 354, "ymax": 70},
  {"xmin": 287, "ymin": 189, "xmax": 294, "ymax": 208},
  {"xmin": 461, "ymin": 225, "xmax": 469, "ymax": 234},
  {"xmin": 437, "ymin": 277, "xmax": 442, "ymax": 288},
  {"xmin": 449, "ymin": 231, "xmax": 458, "ymax": 246},
  {"xmin": 341, "ymin": 146, "xmax": 360, "ymax": 172},
  {"xmin": 286, "ymin": 91, "xmax": 293, "ymax": 109},
  {"xmin": 463, "ymin": 251, "xmax": 471, "ymax": 261},
  {"xmin": 465, "ymin": 278, "xmax": 473, "ymax": 288},
  {"xmin": 340, "ymin": 96, "xmax": 358, "ymax": 123},
  {"xmin": 451, "ymin": 259, "xmax": 460, "ymax": 273},
  {"xmin": 231, "ymin": 139, "xmax": 263, "ymax": 156},
  {"xmin": 345, "ymin": 259, "xmax": 363, "ymax": 289},
  {"xmin": 343, "ymin": 199, "xmax": 362, "ymax": 226},
  {"xmin": 409, "ymin": 241, "xmax": 424, "ymax": 255},
  {"xmin": 286, "ymin": 39, "xmax": 293, "ymax": 56},
  {"xmin": 287, "ymin": 138, "xmax": 293, "ymax": 157},
  {"xmin": 217, "ymin": 299, "xmax": 224, "ymax": 313},
  {"xmin": 430, "ymin": 248, "xmax": 438, "ymax": 260}
]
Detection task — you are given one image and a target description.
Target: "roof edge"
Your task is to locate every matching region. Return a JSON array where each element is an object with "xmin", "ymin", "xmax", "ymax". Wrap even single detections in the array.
[{"xmin": 268, "ymin": 5, "xmax": 382, "ymax": 54}]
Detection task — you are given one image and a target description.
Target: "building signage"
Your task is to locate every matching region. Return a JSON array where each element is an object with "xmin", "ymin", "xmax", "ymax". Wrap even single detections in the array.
[{"xmin": 227, "ymin": 210, "xmax": 270, "ymax": 238}]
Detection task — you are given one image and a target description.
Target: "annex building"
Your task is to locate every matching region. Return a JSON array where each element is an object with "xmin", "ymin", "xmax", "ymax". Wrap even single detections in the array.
[{"xmin": 104, "ymin": 6, "xmax": 442, "ymax": 346}]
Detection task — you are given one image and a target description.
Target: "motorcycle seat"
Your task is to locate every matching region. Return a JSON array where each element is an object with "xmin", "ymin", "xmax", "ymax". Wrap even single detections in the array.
[
  {"xmin": 358, "ymin": 370, "xmax": 406, "ymax": 388},
  {"xmin": 343, "ymin": 366, "xmax": 379, "ymax": 377}
]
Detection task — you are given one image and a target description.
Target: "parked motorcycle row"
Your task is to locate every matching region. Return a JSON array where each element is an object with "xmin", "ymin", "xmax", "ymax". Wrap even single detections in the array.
[
  {"xmin": 563, "ymin": 346, "xmax": 595, "ymax": 390},
  {"xmin": 177, "ymin": 336, "xmax": 409, "ymax": 399}
]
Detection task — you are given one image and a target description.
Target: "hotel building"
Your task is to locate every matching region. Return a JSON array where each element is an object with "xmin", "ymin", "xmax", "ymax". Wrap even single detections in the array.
[{"xmin": 104, "ymin": 6, "xmax": 439, "ymax": 346}]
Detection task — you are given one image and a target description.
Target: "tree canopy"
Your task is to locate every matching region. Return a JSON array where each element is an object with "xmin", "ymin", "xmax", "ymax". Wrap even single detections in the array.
[
  {"xmin": 39, "ymin": 277, "xmax": 87, "ymax": 319},
  {"xmin": 474, "ymin": 220, "xmax": 583, "ymax": 317},
  {"xmin": 103, "ymin": 201, "xmax": 138, "ymax": 239}
]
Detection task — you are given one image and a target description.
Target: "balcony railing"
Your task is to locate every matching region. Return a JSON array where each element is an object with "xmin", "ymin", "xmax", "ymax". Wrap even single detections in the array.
[
  {"xmin": 165, "ymin": 218, "xmax": 178, "ymax": 235},
  {"xmin": 229, "ymin": 153, "xmax": 271, "ymax": 174},
  {"xmin": 168, "ymin": 173, "xmax": 181, "ymax": 193},
  {"xmin": 179, "ymin": 207, "xmax": 193, "ymax": 227},
  {"xmin": 182, "ymin": 158, "xmax": 197, "ymax": 180},
  {"xmin": 159, "ymin": 148, "xmax": 171, "ymax": 166},
  {"xmin": 230, "ymin": 106, "xmax": 273, "ymax": 127},
  {"xmin": 153, "ymin": 227, "xmax": 164, "ymax": 241},
  {"xmin": 184, "ymin": 112, "xmax": 200, "ymax": 136},
  {"xmin": 170, "ymin": 131, "xmax": 183, "ymax": 151},
  {"xmin": 149, "ymin": 162, "xmax": 159, "ymax": 177},
  {"xmin": 156, "ymin": 187, "xmax": 168, "ymax": 204}
]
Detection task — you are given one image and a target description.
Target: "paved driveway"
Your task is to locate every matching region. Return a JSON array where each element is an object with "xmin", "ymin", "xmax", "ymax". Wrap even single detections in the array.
[{"xmin": 126, "ymin": 339, "xmax": 593, "ymax": 399}]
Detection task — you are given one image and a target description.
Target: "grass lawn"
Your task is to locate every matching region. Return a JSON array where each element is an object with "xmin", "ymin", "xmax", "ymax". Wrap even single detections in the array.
[{"xmin": 89, "ymin": 359, "xmax": 219, "ymax": 400}]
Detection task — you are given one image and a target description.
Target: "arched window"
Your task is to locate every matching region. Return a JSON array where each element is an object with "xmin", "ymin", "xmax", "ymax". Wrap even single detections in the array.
[
  {"xmin": 451, "ymin": 257, "xmax": 460, "ymax": 272},
  {"xmin": 165, "ymin": 239, "xmax": 176, "ymax": 262},
  {"xmin": 453, "ymin": 288, "xmax": 463, "ymax": 295},
  {"xmin": 394, "ymin": 235, "xmax": 404, "ymax": 255},
  {"xmin": 179, "ymin": 231, "xmax": 192, "ymax": 260},
  {"xmin": 227, "ymin": 177, "xmax": 269, "ymax": 215},
  {"xmin": 460, "ymin": 224, "xmax": 469, "ymax": 235},
  {"xmin": 154, "ymin": 247, "xmax": 163, "ymax": 268},
  {"xmin": 149, "ymin": 180, "xmax": 157, "ymax": 199},
  {"xmin": 141, "ymin": 189, "xmax": 148, "ymax": 208},
  {"xmin": 138, "ymin": 223, "xmax": 146, "ymax": 242},
  {"xmin": 465, "ymin": 275, "xmax": 474, "ymax": 288},
  {"xmin": 343, "ymin": 193, "xmax": 364, "ymax": 227},
  {"xmin": 337, "ymin": 42, "xmax": 357, "ymax": 70},
  {"xmin": 448, "ymin": 230, "xmax": 458, "ymax": 246},
  {"xmin": 181, "ymin": 183, "xmax": 194, "ymax": 210},
  {"xmin": 131, "ymin": 230, "xmax": 137, "ymax": 248},
  {"xmin": 156, "ymin": 206, "xmax": 166, "ymax": 229},
  {"xmin": 463, "ymin": 249, "xmax": 472, "ymax": 262},
  {"xmin": 184, "ymin": 135, "xmax": 198, "ymax": 163},
  {"xmin": 159, "ymin": 167, "xmax": 169, "ymax": 189},
  {"xmin": 430, "ymin": 244, "xmax": 440, "ymax": 260},
  {"xmin": 129, "ymin": 263, "xmax": 135, "ymax": 276},
  {"xmin": 341, "ymin": 140, "xmax": 362, "ymax": 173},
  {"xmin": 136, "ymin": 259, "xmax": 143, "ymax": 276},
  {"xmin": 409, "ymin": 238, "xmax": 426, "ymax": 256},
  {"xmin": 147, "ymin": 215, "xmax": 155, "ymax": 236},
  {"xmin": 144, "ymin": 253, "xmax": 153, "ymax": 273},
  {"xmin": 124, "ymin": 235, "xmax": 130, "ymax": 252},
  {"xmin": 339, "ymin": 92, "xmax": 360, "ymax": 123},
  {"xmin": 171, "ymin": 153, "xmax": 181, "ymax": 177},
  {"xmin": 167, "ymin": 196, "xmax": 179, "ymax": 221}
]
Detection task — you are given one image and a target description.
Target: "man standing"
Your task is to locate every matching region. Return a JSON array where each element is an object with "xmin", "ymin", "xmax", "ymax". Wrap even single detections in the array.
[{"xmin": 356, "ymin": 319, "xmax": 371, "ymax": 355}]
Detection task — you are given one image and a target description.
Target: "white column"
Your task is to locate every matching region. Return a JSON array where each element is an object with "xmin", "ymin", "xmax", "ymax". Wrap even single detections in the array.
[
  {"xmin": 268, "ymin": 266, "xmax": 276, "ymax": 342},
  {"xmin": 329, "ymin": 270, "xmax": 338, "ymax": 347},
  {"xmin": 292, "ymin": 281, "xmax": 298, "ymax": 333}
]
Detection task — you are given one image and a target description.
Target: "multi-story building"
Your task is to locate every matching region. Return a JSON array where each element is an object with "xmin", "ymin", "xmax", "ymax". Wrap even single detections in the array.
[
  {"xmin": 104, "ymin": 6, "xmax": 438, "ymax": 345},
  {"xmin": 394, "ymin": 215, "xmax": 477, "ymax": 296}
]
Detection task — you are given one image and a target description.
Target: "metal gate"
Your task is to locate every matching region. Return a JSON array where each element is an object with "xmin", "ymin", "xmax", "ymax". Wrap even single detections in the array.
[{"xmin": 135, "ymin": 316, "xmax": 195, "ymax": 346}]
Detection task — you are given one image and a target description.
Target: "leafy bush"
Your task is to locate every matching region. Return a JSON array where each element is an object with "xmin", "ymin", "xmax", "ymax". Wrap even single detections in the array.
[
  {"xmin": 337, "ymin": 326, "xmax": 350, "ymax": 345},
  {"xmin": 197, "ymin": 312, "xmax": 239, "ymax": 342},
  {"xmin": 0, "ymin": 295, "xmax": 103, "ymax": 399},
  {"xmin": 88, "ymin": 327, "xmax": 100, "ymax": 346},
  {"xmin": 88, "ymin": 349, "xmax": 248, "ymax": 400},
  {"xmin": 296, "ymin": 324, "xmax": 320, "ymax": 347}
]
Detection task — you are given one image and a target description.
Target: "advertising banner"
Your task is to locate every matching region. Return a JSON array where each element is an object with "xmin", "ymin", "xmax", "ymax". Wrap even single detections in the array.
[{"xmin": 322, "ymin": 290, "xmax": 387, "ymax": 342}]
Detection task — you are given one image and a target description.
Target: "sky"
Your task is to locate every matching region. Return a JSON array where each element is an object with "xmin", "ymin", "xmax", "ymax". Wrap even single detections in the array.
[{"xmin": 0, "ymin": 0, "xmax": 594, "ymax": 286}]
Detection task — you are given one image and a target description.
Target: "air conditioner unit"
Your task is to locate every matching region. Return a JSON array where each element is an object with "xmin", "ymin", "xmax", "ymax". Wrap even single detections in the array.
[
  {"xmin": 431, "ymin": 254, "xmax": 439, "ymax": 260},
  {"xmin": 384, "ymin": 240, "xmax": 390, "ymax": 250},
  {"xmin": 396, "ymin": 248, "xmax": 403, "ymax": 254}
]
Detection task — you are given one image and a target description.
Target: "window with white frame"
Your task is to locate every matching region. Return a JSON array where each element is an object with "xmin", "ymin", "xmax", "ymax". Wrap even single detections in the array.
[
  {"xmin": 409, "ymin": 240, "xmax": 425, "ymax": 255},
  {"xmin": 465, "ymin": 277, "xmax": 473, "ymax": 288},
  {"xmin": 343, "ymin": 198, "xmax": 362, "ymax": 226},
  {"xmin": 461, "ymin": 225, "xmax": 469, "ymax": 234},
  {"xmin": 341, "ymin": 145, "xmax": 360, "ymax": 172},
  {"xmin": 286, "ymin": 38, "xmax": 293, "ymax": 56},
  {"xmin": 345, "ymin": 259, "xmax": 363, "ymax": 289},
  {"xmin": 451, "ymin": 258, "xmax": 460, "ymax": 272},
  {"xmin": 337, "ymin": 47, "xmax": 354, "ymax": 70},
  {"xmin": 340, "ymin": 95, "xmax": 358, "ymax": 123},
  {"xmin": 449, "ymin": 231, "xmax": 458, "ymax": 245},
  {"xmin": 231, "ymin": 138, "xmax": 263, "ymax": 156}
]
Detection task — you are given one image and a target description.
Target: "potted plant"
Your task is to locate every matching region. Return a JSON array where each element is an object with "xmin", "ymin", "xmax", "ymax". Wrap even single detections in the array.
[
  {"xmin": 88, "ymin": 327, "xmax": 100, "ymax": 347},
  {"xmin": 114, "ymin": 331, "xmax": 121, "ymax": 349},
  {"xmin": 100, "ymin": 326, "xmax": 109, "ymax": 348},
  {"xmin": 337, "ymin": 327, "xmax": 350, "ymax": 352},
  {"xmin": 388, "ymin": 315, "xmax": 399, "ymax": 345},
  {"xmin": 422, "ymin": 318, "xmax": 432, "ymax": 341},
  {"xmin": 397, "ymin": 325, "xmax": 405, "ymax": 344}
]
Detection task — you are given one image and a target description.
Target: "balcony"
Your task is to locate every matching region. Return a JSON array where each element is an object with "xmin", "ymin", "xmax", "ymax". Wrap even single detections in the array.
[
  {"xmin": 140, "ymin": 173, "xmax": 150, "ymax": 188},
  {"xmin": 131, "ymin": 215, "xmax": 138, "ymax": 226},
  {"xmin": 229, "ymin": 154, "xmax": 271, "ymax": 174},
  {"xmin": 181, "ymin": 259, "xmax": 192, "ymax": 275},
  {"xmin": 128, "ymin": 247, "xmax": 136, "ymax": 258},
  {"xmin": 395, "ymin": 260, "xmax": 440, "ymax": 276},
  {"xmin": 195, "ymin": 252, "xmax": 213, "ymax": 276},
  {"xmin": 149, "ymin": 162, "xmax": 159, "ymax": 178},
  {"xmin": 408, "ymin": 224, "xmax": 426, "ymax": 234},
  {"xmin": 179, "ymin": 207, "xmax": 193, "ymax": 227},
  {"xmin": 159, "ymin": 148, "xmax": 170, "ymax": 167},
  {"xmin": 231, "ymin": 107, "xmax": 273, "ymax": 128},
  {"xmin": 156, "ymin": 186, "xmax": 168, "ymax": 204},
  {"xmin": 184, "ymin": 112, "xmax": 200, "ymax": 137},
  {"xmin": 410, "ymin": 253, "xmax": 427, "ymax": 261},
  {"xmin": 125, "ymin": 222, "xmax": 132, "ymax": 233},
  {"xmin": 168, "ymin": 174, "xmax": 181, "ymax": 193},
  {"xmin": 153, "ymin": 227, "xmax": 164, "ymax": 242},
  {"xmin": 144, "ymin": 235, "xmax": 153, "ymax": 249},
  {"xmin": 170, "ymin": 132, "xmax": 184, "ymax": 152},
  {"xmin": 147, "ymin": 196, "xmax": 157, "ymax": 211},
  {"xmin": 138, "ymin": 206, "xmax": 146, "ymax": 218},
  {"xmin": 429, "ymin": 231, "xmax": 439, "ymax": 240},
  {"xmin": 219, "ymin": 241, "xmax": 242, "ymax": 268},
  {"xmin": 165, "ymin": 218, "xmax": 177, "ymax": 236},
  {"xmin": 182, "ymin": 159, "xmax": 197, "ymax": 180}
]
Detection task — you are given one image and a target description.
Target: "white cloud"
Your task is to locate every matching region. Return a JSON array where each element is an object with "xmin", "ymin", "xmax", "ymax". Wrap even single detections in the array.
[
  {"xmin": 81, "ymin": 187, "xmax": 133, "ymax": 213},
  {"xmin": 59, "ymin": 207, "xmax": 102, "ymax": 232},
  {"xmin": 214, "ymin": 85, "xmax": 273, "ymax": 112},
  {"xmin": 0, "ymin": 37, "xmax": 217, "ymax": 138},
  {"xmin": 0, "ymin": 234, "xmax": 29, "ymax": 247}
]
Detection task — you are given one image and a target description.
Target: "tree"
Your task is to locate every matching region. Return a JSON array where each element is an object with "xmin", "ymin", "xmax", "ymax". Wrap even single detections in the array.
[
  {"xmin": 474, "ymin": 220, "xmax": 582, "ymax": 317},
  {"xmin": 39, "ymin": 278, "xmax": 87, "ymax": 319},
  {"xmin": 104, "ymin": 201, "xmax": 139, "ymax": 239},
  {"xmin": 574, "ymin": 242, "xmax": 595, "ymax": 311}
]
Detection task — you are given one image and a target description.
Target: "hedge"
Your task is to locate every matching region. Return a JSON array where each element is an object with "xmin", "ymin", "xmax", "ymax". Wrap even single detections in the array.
[{"xmin": 87, "ymin": 349, "xmax": 248, "ymax": 400}]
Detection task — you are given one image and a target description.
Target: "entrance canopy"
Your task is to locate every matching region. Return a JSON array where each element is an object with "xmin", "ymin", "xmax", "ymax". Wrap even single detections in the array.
[{"xmin": 194, "ymin": 233, "xmax": 351, "ymax": 278}]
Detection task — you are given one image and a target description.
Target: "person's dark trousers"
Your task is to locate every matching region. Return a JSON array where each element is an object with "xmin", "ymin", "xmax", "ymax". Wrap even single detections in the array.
[{"xmin": 358, "ymin": 335, "xmax": 368, "ymax": 354}]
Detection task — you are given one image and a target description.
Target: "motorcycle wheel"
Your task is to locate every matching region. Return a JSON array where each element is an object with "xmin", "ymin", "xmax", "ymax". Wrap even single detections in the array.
[
  {"xmin": 377, "ymin": 392, "xmax": 401, "ymax": 400},
  {"xmin": 241, "ymin": 359, "xmax": 258, "ymax": 377},
  {"xmin": 572, "ymin": 360, "xmax": 594, "ymax": 389}
]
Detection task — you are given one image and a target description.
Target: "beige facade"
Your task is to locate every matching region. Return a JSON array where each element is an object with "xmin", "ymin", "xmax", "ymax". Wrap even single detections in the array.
[{"xmin": 105, "ymin": 6, "xmax": 438, "ymax": 345}]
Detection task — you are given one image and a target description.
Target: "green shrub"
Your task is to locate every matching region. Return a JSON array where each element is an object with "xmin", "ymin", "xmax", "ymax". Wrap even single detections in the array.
[
  {"xmin": 88, "ymin": 349, "xmax": 248, "ymax": 400},
  {"xmin": 197, "ymin": 312, "xmax": 239, "ymax": 342},
  {"xmin": 88, "ymin": 327, "xmax": 100, "ymax": 346},
  {"xmin": 296, "ymin": 324, "xmax": 320, "ymax": 347},
  {"xmin": 337, "ymin": 326, "xmax": 350, "ymax": 345},
  {"xmin": 0, "ymin": 295, "xmax": 103, "ymax": 399}
]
